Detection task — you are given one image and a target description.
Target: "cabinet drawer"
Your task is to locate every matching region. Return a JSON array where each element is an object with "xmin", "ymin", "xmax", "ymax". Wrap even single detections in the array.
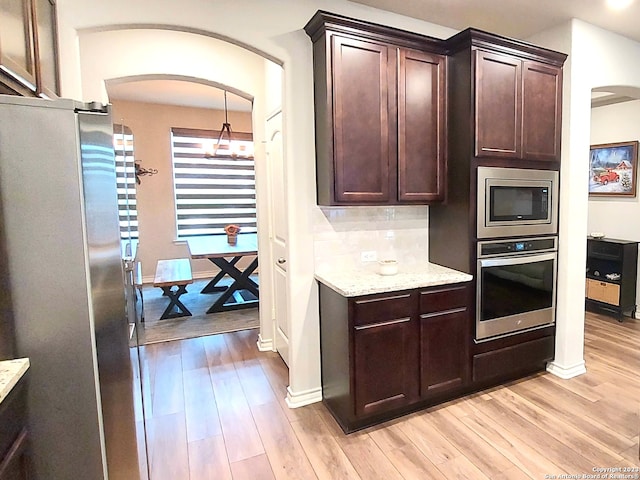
[
  {"xmin": 473, "ymin": 335, "xmax": 554, "ymax": 383},
  {"xmin": 352, "ymin": 293, "xmax": 413, "ymax": 327},
  {"xmin": 586, "ymin": 279, "xmax": 620, "ymax": 306},
  {"xmin": 419, "ymin": 286, "xmax": 468, "ymax": 314}
]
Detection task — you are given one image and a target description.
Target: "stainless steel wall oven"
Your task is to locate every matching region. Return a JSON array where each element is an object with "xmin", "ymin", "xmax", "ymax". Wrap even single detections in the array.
[{"xmin": 476, "ymin": 236, "xmax": 557, "ymax": 341}]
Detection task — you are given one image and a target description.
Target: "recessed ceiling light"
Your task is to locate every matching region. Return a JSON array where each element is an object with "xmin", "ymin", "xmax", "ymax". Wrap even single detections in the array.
[{"xmin": 607, "ymin": 0, "xmax": 634, "ymax": 10}]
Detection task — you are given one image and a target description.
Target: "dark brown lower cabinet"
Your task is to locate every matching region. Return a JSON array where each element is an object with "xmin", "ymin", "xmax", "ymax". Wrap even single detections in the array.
[
  {"xmin": 354, "ymin": 314, "xmax": 419, "ymax": 416},
  {"xmin": 319, "ymin": 282, "xmax": 471, "ymax": 432},
  {"xmin": 0, "ymin": 375, "xmax": 29, "ymax": 480},
  {"xmin": 472, "ymin": 327, "xmax": 555, "ymax": 387},
  {"xmin": 319, "ymin": 279, "xmax": 556, "ymax": 432}
]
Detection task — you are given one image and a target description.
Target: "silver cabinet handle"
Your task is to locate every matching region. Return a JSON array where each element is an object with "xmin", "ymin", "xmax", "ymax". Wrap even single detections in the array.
[{"xmin": 277, "ymin": 258, "xmax": 286, "ymax": 264}]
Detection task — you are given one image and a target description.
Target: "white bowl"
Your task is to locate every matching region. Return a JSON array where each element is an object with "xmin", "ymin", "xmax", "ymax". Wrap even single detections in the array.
[
  {"xmin": 378, "ymin": 259, "xmax": 398, "ymax": 276},
  {"xmin": 590, "ymin": 232, "xmax": 605, "ymax": 239}
]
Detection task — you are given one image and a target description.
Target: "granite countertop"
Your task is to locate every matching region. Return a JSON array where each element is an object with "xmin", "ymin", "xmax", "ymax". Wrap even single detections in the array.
[
  {"xmin": 315, "ymin": 262, "xmax": 473, "ymax": 297},
  {"xmin": 0, "ymin": 358, "xmax": 29, "ymax": 405}
]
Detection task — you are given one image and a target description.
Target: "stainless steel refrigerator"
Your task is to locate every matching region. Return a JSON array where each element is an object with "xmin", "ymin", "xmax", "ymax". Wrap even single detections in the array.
[{"xmin": 0, "ymin": 95, "xmax": 141, "ymax": 479}]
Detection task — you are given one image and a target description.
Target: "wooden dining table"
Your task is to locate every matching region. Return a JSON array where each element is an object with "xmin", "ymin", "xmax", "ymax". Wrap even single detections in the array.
[{"xmin": 186, "ymin": 233, "xmax": 259, "ymax": 314}]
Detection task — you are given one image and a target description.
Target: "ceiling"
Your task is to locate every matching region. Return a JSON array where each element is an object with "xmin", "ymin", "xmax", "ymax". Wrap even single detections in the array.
[
  {"xmin": 107, "ymin": 0, "xmax": 640, "ymax": 109},
  {"xmin": 352, "ymin": 0, "xmax": 640, "ymax": 44},
  {"xmin": 106, "ymin": 79, "xmax": 252, "ymax": 112}
]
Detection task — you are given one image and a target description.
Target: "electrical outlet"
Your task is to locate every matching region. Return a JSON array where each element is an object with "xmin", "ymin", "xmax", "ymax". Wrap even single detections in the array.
[{"xmin": 361, "ymin": 251, "xmax": 377, "ymax": 262}]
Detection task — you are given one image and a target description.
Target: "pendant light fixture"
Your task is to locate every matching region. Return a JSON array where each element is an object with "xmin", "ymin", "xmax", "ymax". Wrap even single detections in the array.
[{"xmin": 205, "ymin": 90, "xmax": 234, "ymax": 158}]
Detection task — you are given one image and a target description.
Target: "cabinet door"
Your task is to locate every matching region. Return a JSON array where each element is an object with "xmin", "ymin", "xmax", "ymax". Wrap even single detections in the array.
[
  {"xmin": 353, "ymin": 316, "xmax": 418, "ymax": 416},
  {"xmin": 33, "ymin": 0, "xmax": 59, "ymax": 97},
  {"xmin": 332, "ymin": 35, "xmax": 391, "ymax": 203},
  {"xmin": 474, "ymin": 50, "xmax": 522, "ymax": 158},
  {"xmin": 522, "ymin": 61, "xmax": 562, "ymax": 161},
  {"xmin": 0, "ymin": 0, "xmax": 36, "ymax": 90},
  {"xmin": 398, "ymin": 49, "xmax": 446, "ymax": 202},
  {"xmin": 0, "ymin": 429, "xmax": 29, "ymax": 480},
  {"xmin": 420, "ymin": 308, "xmax": 468, "ymax": 396}
]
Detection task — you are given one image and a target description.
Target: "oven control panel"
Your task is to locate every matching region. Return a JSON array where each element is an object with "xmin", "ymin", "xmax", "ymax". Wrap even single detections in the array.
[{"xmin": 478, "ymin": 237, "xmax": 557, "ymax": 257}]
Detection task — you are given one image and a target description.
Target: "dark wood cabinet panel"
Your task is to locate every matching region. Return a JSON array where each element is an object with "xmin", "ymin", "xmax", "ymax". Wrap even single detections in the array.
[
  {"xmin": 305, "ymin": 11, "xmax": 447, "ymax": 206},
  {"xmin": 522, "ymin": 61, "xmax": 562, "ymax": 161},
  {"xmin": 0, "ymin": 428, "xmax": 29, "ymax": 480},
  {"xmin": 472, "ymin": 335, "xmax": 554, "ymax": 384},
  {"xmin": 319, "ymin": 280, "xmax": 472, "ymax": 432},
  {"xmin": 474, "ymin": 49, "xmax": 563, "ymax": 163},
  {"xmin": 352, "ymin": 292, "xmax": 413, "ymax": 326},
  {"xmin": 0, "ymin": 375, "xmax": 29, "ymax": 480},
  {"xmin": 353, "ymin": 316, "xmax": 418, "ymax": 416},
  {"xmin": 420, "ymin": 308, "xmax": 467, "ymax": 396},
  {"xmin": 0, "ymin": 0, "xmax": 59, "ymax": 97},
  {"xmin": 332, "ymin": 35, "xmax": 391, "ymax": 203},
  {"xmin": 33, "ymin": 0, "xmax": 59, "ymax": 98},
  {"xmin": 398, "ymin": 49, "xmax": 446, "ymax": 202},
  {"xmin": 475, "ymin": 50, "xmax": 522, "ymax": 159},
  {"xmin": 0, "ymin": 0, "xmax": 36, "ymax": 91}
]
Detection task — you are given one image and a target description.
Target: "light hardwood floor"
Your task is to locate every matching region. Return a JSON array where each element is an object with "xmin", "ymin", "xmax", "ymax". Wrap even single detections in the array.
[{"xmin": 134, "ymin": 311, "xmax": 640, "ymax": 479}]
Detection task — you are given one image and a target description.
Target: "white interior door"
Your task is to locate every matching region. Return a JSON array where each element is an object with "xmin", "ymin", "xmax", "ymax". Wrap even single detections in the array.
[{"xmin": 267, "ymin": 111, "xmax": 290, "ymax": 365}]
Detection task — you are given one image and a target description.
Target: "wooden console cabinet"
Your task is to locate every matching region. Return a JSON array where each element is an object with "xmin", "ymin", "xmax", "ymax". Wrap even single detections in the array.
[
  {"xmin": 305, "ymin": 11, "xmax": 447, "ymax": 205},
  {"xmin": 318, "ymin": 282, "xmax": 471, "ymax": 432},
  {"xmin": 586, "ymin": 237, "xmax": 638, "ymax": 320}
]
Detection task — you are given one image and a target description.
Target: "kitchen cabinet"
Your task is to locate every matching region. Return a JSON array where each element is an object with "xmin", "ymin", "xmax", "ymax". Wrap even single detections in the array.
[
  {"xmin": 318, "ymin": 281, "xmax": 471, "ymax": 432},
  {"xmin": 0, "ymin": 0, "xmax": 59, "ymax": 97},
  {"xmin": 586, "ymin": 237, "xmax": 638, "ymax": 320},
  {"xmin": 472, "ymin": 330, "xmax": 555, "ymax": 384},
  {"xmin": 305, "ymin": 11, "xmax": 447, "ymax": 205},
  {"xmin": 443, "ymin": 28, "xmax": 566, "ymax": 166},
  {"xmin": 0, "ymin": 374, "xmax": 29, "ymax": 480},
  {"xmin": 33, "ymin": 0, "xmax": 59, "ymax": 98},
  {"xmin": 352, "ymin": 293, "xmax": 418, "ymax": 416},
  {"xmin": 475, "ymin": 49, "xmax": 562, "ymax": 162},
  {"xmin": 419, "ymin": 286, "xmax": 469, "ymax": 396}
]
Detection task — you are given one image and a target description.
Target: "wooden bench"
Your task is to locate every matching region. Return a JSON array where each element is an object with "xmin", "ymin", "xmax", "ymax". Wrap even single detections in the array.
[{"xmin": 153, "ymin": 258, "xmax": 194, "ymax": 320}]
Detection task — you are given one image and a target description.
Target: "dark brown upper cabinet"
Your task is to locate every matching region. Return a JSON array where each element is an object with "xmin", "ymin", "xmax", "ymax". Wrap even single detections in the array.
[
  {"xmin": 475, "ymin": 49, "xmax": 563, "ymax": 161},
  {"xmin": 305, "ymin": 11, "xmax": 447, "ymax": 206},
  {"xmin": 0, "ymin": 0, "xmax": 59, "ymax": 97},
  {"xmin": 449, "ymin": 29, "xmax": 566, "ymax": 163},
  {"xmin": 0, "ymin": 0, "xmax": 37, "ymax": 93},
  {"xmin": 33, "ymin": 0, "xmax": 59, "ymax": 98}
]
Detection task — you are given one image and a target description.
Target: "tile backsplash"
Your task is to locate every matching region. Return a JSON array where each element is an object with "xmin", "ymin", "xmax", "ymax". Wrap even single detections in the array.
[{"xmin": 313, "ymin": 206, "xmax": 430, "ymax": 272}]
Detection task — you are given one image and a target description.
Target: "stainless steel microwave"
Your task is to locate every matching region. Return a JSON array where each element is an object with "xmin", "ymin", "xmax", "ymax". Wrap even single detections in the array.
[{"xmin": 477, "ymin": 167, "xmax": 559, "ymax": 239}]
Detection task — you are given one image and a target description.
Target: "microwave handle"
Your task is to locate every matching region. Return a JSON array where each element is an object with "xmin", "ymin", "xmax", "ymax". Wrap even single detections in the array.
[{"xmin": 479, "ymin": 252, "xmax": 557, "ymax": 268}]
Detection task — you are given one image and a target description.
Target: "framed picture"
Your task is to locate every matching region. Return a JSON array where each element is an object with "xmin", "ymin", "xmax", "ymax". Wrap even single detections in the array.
[{"xmin": 589, "ymin": 140, "xmax": 638, "ymax": 197}]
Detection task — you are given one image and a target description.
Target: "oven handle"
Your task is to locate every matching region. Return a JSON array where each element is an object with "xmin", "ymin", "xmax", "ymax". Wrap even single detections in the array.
[{"xmin": 478, "ymin": 251, "xmax": 557, "ymax": 268}]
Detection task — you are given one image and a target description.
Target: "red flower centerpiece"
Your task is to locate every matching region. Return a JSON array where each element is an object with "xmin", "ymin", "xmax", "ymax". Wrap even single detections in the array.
[{"xmin": 224, "ymin": 224, "xmax": 241, "ymax": 245}]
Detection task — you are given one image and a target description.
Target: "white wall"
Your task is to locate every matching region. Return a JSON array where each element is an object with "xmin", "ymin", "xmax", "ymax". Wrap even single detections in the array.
[
  {"xmin": 589, "ymin": 99, "xmax": 640, "ymax": 310},
  {"xmin": 55, "ymin": 0, "xmax": 457, "ymax": 404},
  {"xmin": 528, "ymin": 20, "xmax": 640, "ymax": 378}
]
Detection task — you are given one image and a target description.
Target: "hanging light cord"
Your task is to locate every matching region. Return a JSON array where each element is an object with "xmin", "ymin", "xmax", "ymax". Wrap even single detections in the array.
[{"xmin": 213, "ymin": 90, "xmax": 233, "ymax": 156}]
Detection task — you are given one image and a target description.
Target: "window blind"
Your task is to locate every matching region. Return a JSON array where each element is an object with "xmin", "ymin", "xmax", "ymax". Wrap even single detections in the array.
[
  {"xmin": 171, "ymin": 127, "xmax": 256, "ymax": 238},
  {"xmin": 113, "ymin": 124, "xmax": 138, "ymax": 240}
]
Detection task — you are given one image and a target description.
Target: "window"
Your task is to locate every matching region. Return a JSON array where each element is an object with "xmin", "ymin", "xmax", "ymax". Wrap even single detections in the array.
[
  {"xmin": 113, "ymin": 124, "xmax": 138, "ymax": 240},
  {"xmin": 171, "ymin": 127, "xmax": 256, "ymax": 238}
]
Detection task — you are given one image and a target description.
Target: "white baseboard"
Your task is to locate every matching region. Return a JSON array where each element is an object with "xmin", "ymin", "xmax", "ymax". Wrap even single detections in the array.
[
  {"xmin": 285, "ymin": 385, "xmax": 322, "ymax": 409},
  {"xmin": 546, "ymin": 360, "xmax": 587, "ymax": 379},
  {"xmin": 256, "ymin": 334, "xmax": 274, "ymax": 352}
]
